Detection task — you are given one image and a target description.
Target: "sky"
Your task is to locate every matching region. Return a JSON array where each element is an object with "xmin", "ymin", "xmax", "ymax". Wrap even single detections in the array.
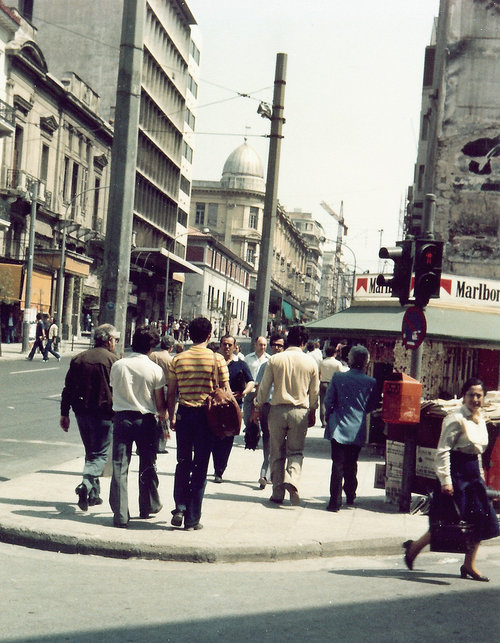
[{"xmin": 187, "ymin": 0, "xmax": 441, "ymax": 273}]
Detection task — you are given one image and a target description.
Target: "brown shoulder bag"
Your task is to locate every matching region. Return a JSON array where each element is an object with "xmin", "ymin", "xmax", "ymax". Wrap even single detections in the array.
[{"xmin": 204, "ymin": 353, "xmax": 242, "ymax": 439}]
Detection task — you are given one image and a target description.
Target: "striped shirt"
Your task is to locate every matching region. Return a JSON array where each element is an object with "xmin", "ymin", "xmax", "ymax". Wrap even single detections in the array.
[{"xmin": 168, "ymin": 344, "xmax": 229, "ymax": 407}]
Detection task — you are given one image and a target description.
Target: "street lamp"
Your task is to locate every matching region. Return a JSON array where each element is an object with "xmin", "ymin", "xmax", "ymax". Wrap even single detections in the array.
[
  {"xmin": 56, "ymin": 185, "xmax": 109, "ymax": 338},
  {"xmin": 21, "ymin": 181, "xmax": 39, "ymax": 353}
]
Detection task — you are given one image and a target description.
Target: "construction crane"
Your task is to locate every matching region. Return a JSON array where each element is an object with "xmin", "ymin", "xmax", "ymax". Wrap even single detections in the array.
[{"xmin": 320, "ymin": 200, "xmax": 348, "ymax": 311}]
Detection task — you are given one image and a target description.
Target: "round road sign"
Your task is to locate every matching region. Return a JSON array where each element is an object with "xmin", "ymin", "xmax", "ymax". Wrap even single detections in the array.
[{"xmin": 402, "ymin": 306, "xmax": 427, "ymax": 350}]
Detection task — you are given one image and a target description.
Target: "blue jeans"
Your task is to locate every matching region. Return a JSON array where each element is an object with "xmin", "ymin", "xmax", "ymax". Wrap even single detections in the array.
[
  {"xmin": 109, "ymin": 411, "xmax": 160, "ymax": 525},
  {"xmin": 43, "ymin": 339, "xmax": 60, "ymax": 360},
  {"xmin": 75, "ymin": 414, "xmax": 112, "ymax": 498},
  {"xmin": 173, "ymin": 405, "xmax": 213, "ymax": 528}
]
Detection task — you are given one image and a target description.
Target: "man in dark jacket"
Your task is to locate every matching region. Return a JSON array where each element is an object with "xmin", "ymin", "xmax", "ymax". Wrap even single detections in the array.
[{"xmin": 60, "ymin": 324, "xmax": 120, "ymax": 510}]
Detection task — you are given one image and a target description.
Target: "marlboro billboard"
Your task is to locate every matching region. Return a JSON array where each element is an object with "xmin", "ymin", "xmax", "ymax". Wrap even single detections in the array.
[{"xmin": 354, "ymin": 273, "xmax": 500, "ymax": 310}]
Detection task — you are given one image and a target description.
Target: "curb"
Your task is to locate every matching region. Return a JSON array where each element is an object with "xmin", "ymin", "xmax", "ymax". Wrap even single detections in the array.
[{"xmin": 0, "ymin": 521, "xmax": 420, "ymax": 563}]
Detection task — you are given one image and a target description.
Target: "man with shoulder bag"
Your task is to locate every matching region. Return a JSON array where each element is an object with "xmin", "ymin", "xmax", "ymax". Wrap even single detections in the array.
[{"xmin": 167, "ymin": 317, "xmax": 230, "ymax": 530}]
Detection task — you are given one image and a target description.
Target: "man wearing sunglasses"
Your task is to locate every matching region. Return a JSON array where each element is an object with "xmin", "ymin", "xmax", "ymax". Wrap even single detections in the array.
[{"xmin": 60, "ymin": 323, "xmax": 120, "ymax": 511}]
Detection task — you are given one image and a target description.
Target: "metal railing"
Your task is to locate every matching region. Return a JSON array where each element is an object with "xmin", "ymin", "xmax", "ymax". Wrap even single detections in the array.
[{"xmin": 0, "ymin": 98, "xmax": 15, "ymax": 127}]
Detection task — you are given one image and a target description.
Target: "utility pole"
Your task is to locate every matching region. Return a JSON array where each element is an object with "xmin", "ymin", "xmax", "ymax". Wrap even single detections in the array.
[
  {"xmin": 22, "ymin": 181, "xmax": 38, "ymax": 353},
  {"xmin": 399, "ymin": 193, "xmax": 437, "ymax": 512},
  {"xmin": 99, "ymin": 0, "xmax": 145, "ymax": 346},
  {"xmin": 252, "ymin": 53, "xmax": 287, "ymax": 339}
]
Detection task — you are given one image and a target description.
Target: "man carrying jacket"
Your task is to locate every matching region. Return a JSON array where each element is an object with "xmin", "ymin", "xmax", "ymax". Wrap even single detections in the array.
[{"xmin": 60, "ymin": 324, "xmax": 120, "ymax": 510}]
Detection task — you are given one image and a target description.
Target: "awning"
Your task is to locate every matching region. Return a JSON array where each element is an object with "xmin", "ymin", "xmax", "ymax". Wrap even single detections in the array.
[
  {"xmin": 0, "ymin": 261, "xmax": 22, "ymax": 301},
  {"xmin": 131, "ymin": 247, "xmax": 202, "ymax": 276},
  {"xmin": 307, "ymin": 303, "xmax": 500, "ymax": 348},
  {"xmin": 282, "ymin": 300, "xmax": 293, "ymax": 320},
  {"xmin": 21, "ymin": 270, "xmax": 52, "ymax": 311},
  {"xmin": 35, "ymin": 249, "xmax": 92, "ymax": 277}
]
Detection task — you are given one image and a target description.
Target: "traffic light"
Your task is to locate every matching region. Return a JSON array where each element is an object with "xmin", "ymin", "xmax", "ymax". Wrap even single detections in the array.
[
  {"xmin": 413, "ymin": 239, "xmax": 444, "ymax": 308},
  {"xmin": 376, "ymin": 240, "xmax": 414, "ymax": 306}
]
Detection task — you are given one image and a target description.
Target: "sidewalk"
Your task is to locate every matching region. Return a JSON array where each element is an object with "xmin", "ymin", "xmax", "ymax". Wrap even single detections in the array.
[
  {"xmin": 0, "ymin": 426, "xmax": 434, "ymax": 563},
  {"xmin": 0, "ymin": 339, "xmax": 91, "ymax": 361}
]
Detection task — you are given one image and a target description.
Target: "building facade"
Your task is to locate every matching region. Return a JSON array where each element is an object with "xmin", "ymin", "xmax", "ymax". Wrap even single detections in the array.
[
  {"xmin": 287, "ymin": 210, "xmax": 324, "ymax": 321},
  {"xmin": 182, "ymin": 229, "xmax": 252, "ymax": 338},
  {"xmin": 0, "ymin": 6, "xmax": 112, "ymax": 341},
  {"xmin": 31, "ymin": 0, "xmax": 200, "ymax": 333},
  {"xmin": 190, "ymin": 140, "xmax": 309, "ymax": 328},
  {"xmin": 407, "ymin": 0, "xmax": 500, "ymax": 280}
]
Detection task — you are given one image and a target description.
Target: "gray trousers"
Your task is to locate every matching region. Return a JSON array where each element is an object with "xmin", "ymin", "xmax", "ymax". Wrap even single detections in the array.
[
  {"xmin": 109, "ymin": 411, "xmax": 161, "ymax": 525},
  {"xmin": 76, "ymin": 414, "xmax": 112, "ymax": 497}
]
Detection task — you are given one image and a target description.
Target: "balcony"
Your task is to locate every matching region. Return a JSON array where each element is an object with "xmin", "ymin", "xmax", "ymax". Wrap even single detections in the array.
[
  {"xmin": 0, "ymin": 98, "xmax": 15, "ymax": 137},
  {"xmin": 4, "ymin": 170, "xmax": 52, "ymax": 209}
]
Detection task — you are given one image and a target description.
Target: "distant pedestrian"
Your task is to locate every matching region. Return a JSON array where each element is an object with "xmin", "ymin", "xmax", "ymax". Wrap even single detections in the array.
[
  {"xmin": 324, "ymin": 345, "xmax": 378, "ymax": 512},
  {"xmin": 211, "ymin": 335, "xmax": 253, "ymax": 483},
  {"xmin": 60, "ymin": 324, "xmax": 120, "ymax": 511},
  {"xmin": 168, "ymin": 317, "xmax": 229, "ymax": 530},
  {"xmin": 43, "ymin": 316, "xmax": 61, "ymax": 361},
  {"xmin": 26, "ymin": 313, "xmax": 46, "ymax": 361},
  {"xmin": 243, "ymin": 336, "xmax": 269, "ymax": 429},
  {"xmin": 7, "ymin": 313, "xmax": 15, "ymax": 343},
  {"xmin": 255, "ymin": 325, "xmax": 319, "ymax": 506},
  {"xmin": 149, "ymin": 335, "xmax": 175, "ymax": 453},
  {"xmin": 319, "ymin": 345, "xmax": 342, "ymax": 427},
  {"xmin": 306, "ymin": 340, "xmax": 322, "ymax": 369},
  {"xmin": 109, "ymin": 326, "xmax": 167, "ymax": 528},
  {"xmin": 250, "ymin": 333, "xmax": 285, "ymax": 488}
]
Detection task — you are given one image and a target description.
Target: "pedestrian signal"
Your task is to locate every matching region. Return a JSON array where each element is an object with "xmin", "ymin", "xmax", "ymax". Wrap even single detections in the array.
[
  {"xmin": 413, "ymin": 240, "xmax": 443, "ymax": 308},
  {"xmin": 376, "ymin": 240, "xmax": 414, "ymax": 307}
]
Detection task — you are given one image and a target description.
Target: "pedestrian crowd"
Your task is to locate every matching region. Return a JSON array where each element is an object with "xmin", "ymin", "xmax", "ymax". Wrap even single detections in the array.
[{"xmin": 59, "ymin": 317, "xmax": 498, "ymax": 579}]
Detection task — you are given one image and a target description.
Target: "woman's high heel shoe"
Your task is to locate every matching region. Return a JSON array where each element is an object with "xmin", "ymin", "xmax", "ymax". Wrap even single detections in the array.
[
  {"xmin": 403, "ymin": 540, "xmax": 414, "ymax": 570},
  {"xmin": 460, "ymin": 565, "xmax": 489, "ymax": 582}
]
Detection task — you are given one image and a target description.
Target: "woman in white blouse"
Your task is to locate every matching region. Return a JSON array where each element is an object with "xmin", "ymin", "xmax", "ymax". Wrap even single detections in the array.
[{"xmin": 403, "ymin": 378, "xmax": 499, "ymax": 581}]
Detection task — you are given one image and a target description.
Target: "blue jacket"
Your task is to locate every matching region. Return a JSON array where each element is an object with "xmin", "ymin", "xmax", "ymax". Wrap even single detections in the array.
[{"xmin": 324, "ymin": 369, "xmax": 378, "ymax": 446}]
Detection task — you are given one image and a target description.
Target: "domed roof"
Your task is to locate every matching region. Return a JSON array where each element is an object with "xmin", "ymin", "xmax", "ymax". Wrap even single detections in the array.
[{"xmin": 221, "ymin": 141, "xmax": 265, "ymax": 192}]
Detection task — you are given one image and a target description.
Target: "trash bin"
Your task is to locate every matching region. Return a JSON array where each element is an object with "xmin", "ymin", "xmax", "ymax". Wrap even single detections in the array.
[{"xmin": 382, "ymin": 373, "xmax": 422, "ymax": 425}]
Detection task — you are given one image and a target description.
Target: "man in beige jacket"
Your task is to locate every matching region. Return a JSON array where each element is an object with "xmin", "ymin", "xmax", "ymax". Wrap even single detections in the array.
[{"xmin": 255, "ymin": 325, "xmax": 319, "ymax": 506}]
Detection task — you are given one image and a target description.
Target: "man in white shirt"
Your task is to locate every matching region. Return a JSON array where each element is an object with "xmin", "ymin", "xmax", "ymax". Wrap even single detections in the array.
[
  {"xmin": 109, "ymin": 326, "xmax": 167, "ymax": 528},
  {"xmin": 243, "ymin": 336, "xmax": 269, "ymax": 426},
  {"xmin": 319, "ymin": 345, "xmax": 343, "ymax": 427}
]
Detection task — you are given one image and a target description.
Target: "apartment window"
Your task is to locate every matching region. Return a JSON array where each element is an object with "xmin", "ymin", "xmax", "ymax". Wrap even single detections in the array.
[
  {"xmin": 195, "ymin": 202, "xmax": 205, "ymax": 225},
  {"xmin": 190, "ymin": 40, "xmax": 200, "ymax": 65},
  {"xmin": 249, "ymin": 206, "xmax": 258, "ymax": 229},
  {"xmin": 62, "ymin": 156, "xmax": 70, "ymax": 200},
  {"xmin": 182, "ymin": 141, "xmax": 193, "ymax": 163},
  {"xmin": 422, "ymin": 113, "xmax": 430, "ymax": 141},
  {"xmin": 188, "ymin": 74, "xmax": 198, "ymax": 98},
  {"xmin": 417, "ymin": 164, "xmax": 425, "ymax": 191},
  {"xmin": 178, "ymin": 208, "xmax": 188, "ymax": 227},
  {"xmin": 93, "ymin": 177, "xmax": 101, "ymax": 229},
  {"xmin": 207, "ymin": 203, "xmax": 218, "ymax": 227},
  {"xmin": 185, "ymin": 107, "xmax": 195, "ymax": 130},
  {"xmin": 423, "ymin": 46, "xmax": 435, "ymax": 88},
  {"xmin": 246, "ymin": 243, "xmax": 256, "ymax": 264},
  {"xmin": 180, "ymin": 174, "xmax": 191, "ymax": 196},
  {"xmin": 40, "ymin": 144, "xmax": 49, "ymax": 182}
]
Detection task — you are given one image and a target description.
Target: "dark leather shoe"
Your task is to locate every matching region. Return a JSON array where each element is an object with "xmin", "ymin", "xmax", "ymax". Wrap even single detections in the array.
[
  {"xmin": 184, "ymin": 523, "xmax": 203, "ymax": 531},
  {"xmin": 269, "ymin": 497, "xmax": 283, "ymax": 504},
  {"xmin": 75, "ymin": 484, "xmax": 88, "ymax": 512},
  {"xmin": 88, "ymin": 495, "xmax": 103, "ymax": 507},
  {"xmin": 171, "ymin": 510, "xmax": 184, "ymax": 527},
  {"xmin": 460, "ymin": 565, "xmax": 489, "ymax": 582},
  {"xmin": 326, "ymin": 503, "xmax": 340, "ymax": 512},
  {"xmin": 113, "ymin": 522, "xmax": 128, "ymax": 529},
  {"xmin": 403, "ymin": 540, "xmax": 415, "ymax": 570}
]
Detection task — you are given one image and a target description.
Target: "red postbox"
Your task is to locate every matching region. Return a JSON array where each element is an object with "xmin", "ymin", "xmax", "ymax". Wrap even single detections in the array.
[{"xmin": 382, "ymin": 373, "xmax": 422, "ymax": 425}]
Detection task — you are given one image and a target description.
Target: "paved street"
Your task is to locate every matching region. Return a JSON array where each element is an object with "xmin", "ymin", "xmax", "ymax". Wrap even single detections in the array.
[
  {"xmin": 0, "ymin": 352, "xmax": 80, "ymax": 481},
  {"xmin": 1, "ymin": 541, "xmax": 499, "ymax": 642}
]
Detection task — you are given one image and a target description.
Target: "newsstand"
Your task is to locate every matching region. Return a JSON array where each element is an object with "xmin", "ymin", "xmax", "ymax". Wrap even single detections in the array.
[{"xmin": 384, "ymin": 395, "xmax": 500, "ymax": 509}]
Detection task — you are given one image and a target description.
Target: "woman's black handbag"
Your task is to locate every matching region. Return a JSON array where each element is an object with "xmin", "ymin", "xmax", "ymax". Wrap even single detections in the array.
[{"xmin": 430, "ymin": 495, "xmax": 475, "ymax": 554}]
